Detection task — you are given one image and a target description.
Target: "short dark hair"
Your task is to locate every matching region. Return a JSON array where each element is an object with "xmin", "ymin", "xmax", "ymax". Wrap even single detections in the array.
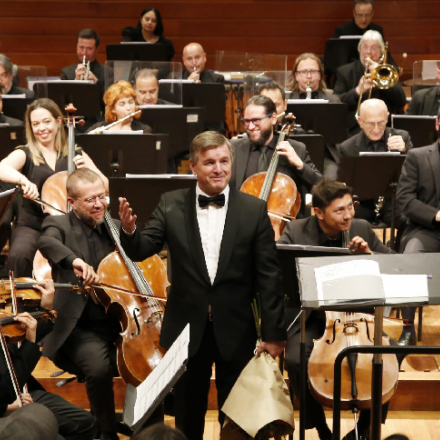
[
  {"xmin": 137, "ymin": 7, "xmax": 164, "ymax": 36},
  {"xmin": 77, "ymin": 29, "xmax": 100, "ymax": 48},
  {"xmin": 189, "ymin": 131, "xmax": 234, "ymax": 165},
  {"xmin": 258, "ymin": 81, "xmax": 286, "ymax": 101},
  {"xmin": 67, "ymin": 168, "xmax": 103, "ymax": 199},
  {"xmin": 132, "ymin": 423, "xmax": 187, "ymax": 440},
  {"xmin": 354, "ymin": 0, "xmax": 374, "ymax": 9},
  {"xmin": 312, "ymin": 180, "xmax": 353, "ymax": 210},
  {"xmin": 245, "ymin": 95, "xmax": 276, "ymax": 116}
]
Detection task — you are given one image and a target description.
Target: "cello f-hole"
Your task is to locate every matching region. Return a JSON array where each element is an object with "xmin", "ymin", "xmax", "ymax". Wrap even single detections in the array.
[
  {"xmin": 360, "ymin": 317, "xmax": 374, "ymax": 342},
  {"xmin": 326, "ymin": 318, "xmax": 341, "ymax": 345},
  {"xmin": 131, "ymin": 307, "xmax": 141, "ymax": 337}
]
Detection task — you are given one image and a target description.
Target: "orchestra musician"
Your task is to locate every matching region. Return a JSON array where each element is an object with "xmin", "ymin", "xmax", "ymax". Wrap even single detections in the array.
[
  {"xmin": 182, "ymin": 43, "xmax": 224, "ymax": 84},
  {"xmin": 0, "ymin": 279, "xmax": 96, "ymax": 440},
  {"xmin": 279, "ymin": 179, "xmax": 393, "ymax": 440},
  {"xmin": 37, "ymin": 169, "xmax": 124, "ymax": 440},
  {"xmin": 134, "ymin": 69, "xmax": 173, "ymax": 106},
  {"xmin": 406, "ymin": 66, "xmax": 440, "ymax": 116},
  {"xmin": 122, "ymin": 7, "xmax": 175, "ymax": 61},
  {"xmin": 339, "ymin": 98, "xmax": 412, "ymax": 226},
  {"xmin": 118, "ymin": 131, "xmax": 286, "ymax": 440},
  {"xmin": 0, "ymin": 98, "xmax": 108, "ymax": 278},
  {"xmin": 230, "ymin": 95, "xmax": 322, "ymax": 216},
  {"xmin": 0, "ymin": 54, "xmax": 34, "ymax": 99},
  {"xmin": 333, "ymin": 30, "xmax": 406, "ymax": 136},
  {"xmin": 87, "ymin": 81, "xmax": 151, "ymax": 134},
  {"xmin": 0, "ymin": 94, "xmax": 23, "ymax": 126}
]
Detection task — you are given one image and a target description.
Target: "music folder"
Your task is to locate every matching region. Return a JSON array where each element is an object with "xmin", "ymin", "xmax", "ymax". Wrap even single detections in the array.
[
  {"xmin": 106, "ymin": 43, "xmax": 167, "ymax": 61},
  {"xmin": 391, "ymin": 114, "xmax": 437, "ymax": 148}
]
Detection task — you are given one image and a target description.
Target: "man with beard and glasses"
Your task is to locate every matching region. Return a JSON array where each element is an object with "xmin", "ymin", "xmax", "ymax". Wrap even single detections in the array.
[
  {"xmin": 230, "ymin": 95, "xmax": 322, "ymax": 216},
  {"xmin": 37, "ymin": 168, "xmax": 127, "ymax": 440}
]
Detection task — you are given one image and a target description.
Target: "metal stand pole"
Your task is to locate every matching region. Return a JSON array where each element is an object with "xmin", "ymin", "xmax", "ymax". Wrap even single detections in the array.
[{"xmin": 299, "ymin": 311, "xmax": 306, "ymax": 440}]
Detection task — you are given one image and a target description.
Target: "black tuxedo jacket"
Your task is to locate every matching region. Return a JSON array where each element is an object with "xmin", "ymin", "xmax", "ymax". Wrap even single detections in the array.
[
  {"xmin": 397, "ymin": 143, "xmax": 440, "ymax": 246},
  {"xmin": 406, "ymin": 87, "xmax": 439, "ymax": 116},
  {"xmin": 230, "ymin": 135, "xmax": 322, "ymax": 216},
  {"xmin": 182, "ymin": 69, "xmax": 225, "ymax": 83},
  {"xmin": 334, "ymin": 60, "xmax": 407, "ymax": 135},
  {"xmin": 0, "ymin": 114, "xmax": 24, "ymax": 126},
  {"xmin": 38, "ymin": 212, "xmax": 120, "ymax": 358},
  {"xmin": 7, "ymin": 85, "xmax": 34, "ymax": 99},
  {"xmin": 61, "ymin": 59, "xmax": 106, "ymax": 96},
  {"xmin": 120, "ymin": 186, "xmax": 286, "ymax": 360}
]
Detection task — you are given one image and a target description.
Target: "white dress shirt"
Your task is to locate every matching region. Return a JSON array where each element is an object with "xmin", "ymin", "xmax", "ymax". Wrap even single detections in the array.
[{"xmin": 195, "ymin": 184, "xmax": 230, "ymax": 284}]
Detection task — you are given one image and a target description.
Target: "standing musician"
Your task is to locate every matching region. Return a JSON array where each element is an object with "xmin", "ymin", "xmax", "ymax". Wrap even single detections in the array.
[
  {"xmin": 339, "ymin": 98, "xmax": 413, "ymax": 226},
  {"xmin": 333, "ymin": 30, "xmax": 406, "ymax": 136},
  {"xmin": 279, "ymin": 179, "xmax": 393, "ymax": 440},
  {"xmin": 37, "ymin": 169, "xmax": 123, "ymax": 440},
  {"xmin": 87, "ymin": 81, "xmax": 151, "ymax": 134},
  {"xmin": 118, "ymin": 131, "xmax": 286, "ymax": 440},
  {"xmin": 182, "ymin": 43, "xmax": 224, "ymax": 84},
  {"xmin": 230, "ymin": 95, "xmax": 322, "ymax": 216},
  {"xmin": 0, "ymin": 279, "xmax": 96, "ymax": 440},
  {"xmin": 0, "ymin": 98, "xmax": 108, "ymax": 278}
]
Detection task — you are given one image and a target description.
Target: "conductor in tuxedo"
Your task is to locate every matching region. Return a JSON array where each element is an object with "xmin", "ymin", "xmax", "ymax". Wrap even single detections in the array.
[{"xmin": 118, "ymin": 131, "xmax": 286, "ymax": 440}]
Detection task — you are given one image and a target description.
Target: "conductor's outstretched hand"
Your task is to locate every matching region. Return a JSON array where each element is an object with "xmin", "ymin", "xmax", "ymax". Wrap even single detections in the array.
[{"xmin": 119, "ymin": 197, "xmax": 137, "ymax": 234}]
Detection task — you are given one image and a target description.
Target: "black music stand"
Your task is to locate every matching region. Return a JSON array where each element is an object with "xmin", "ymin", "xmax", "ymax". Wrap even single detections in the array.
[
  {"xmin": 391, "ymin": 115, "xmax": 437, "ymax": 148},
  {"xmin": 182, "ymin": 83, "xmax": 226, "ymax": 123},
  {"xmin": 34, "ymin": 82, "xmax": 102, "ymax": 117},
  {"xmin": 291, "ymin": 134, "xmax": 326, "ymax": 174},
  {"xmin": 0, "ymin": 125, "xmax": 26, "ymax": 154},
  {"xmin": 106, "ymin": 44, "xmax": 167, "ymax": 62},
  {"xmin": 109, "ymin": 176, "xmax": 197, "ymax": 223},
  {"xmin": 1, "ymin": 96, "xmax": 33, "ymax": 121},
  {"xmin": 338, "ymin": 155, "xmax": 406, "ymax": 249},
  {"xmin": 0, "ymin": 187, "xmax": 20, "ymax": 224},
  {"xmin": 286, "ymin": 102, "xmax": 348, "ymax": 144},
  {"xmin": 76, "ymin": 134, "xmax": 169, "ymax": 177}
]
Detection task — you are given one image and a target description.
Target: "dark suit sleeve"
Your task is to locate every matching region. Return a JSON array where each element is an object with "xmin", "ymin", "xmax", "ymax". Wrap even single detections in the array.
[
  {"xmin": 291, "ymin": 141, "xmax": 323, "ymax": 189},
  {"xmin": 362, "ymin": 223, "xmax": 393, "ymax": 254},
  {"xmin": 403, "ymin": 130, "xmax": 413, "ymax": 152},
  {"xmin": 61, "ymin": 68, "xmax": 68, "ymax": 80},
  {"xmin": 405, "ymin": 90, "xmax": 422, "ymax": 115},
  {"xmin": 397, "ymin": 150, "xmax": 438, "ymax": 229},
  {"xmin": 333, "ymin": 66, "xmax": 360, "ymax": 107}
]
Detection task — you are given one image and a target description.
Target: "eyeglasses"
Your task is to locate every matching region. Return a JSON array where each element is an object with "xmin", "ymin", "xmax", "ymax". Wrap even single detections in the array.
[
  {"xmin": 354, "ymin": 13, "xmax": 373, "ymax": 19},
  {"xmin": 360, "ymin": 45, "xmax": 381, "ymax": 53},
  {"xmin": 77, "ymin": 193, "xmax": 107, "ymax": 205},
  {"xmin": 296, "ymin": 70, "xmax": 320, "ymax": 77},
  {"xmin": 361, "ymin": 120, "xmax": 387, "ymax": 130},
  {"xmin": 241, "ymin": 114, "xmax": 273, "ymax": 127},
  {"xmin": 0, "ymin": 72, "xmax": 10, "ymax": 80}
]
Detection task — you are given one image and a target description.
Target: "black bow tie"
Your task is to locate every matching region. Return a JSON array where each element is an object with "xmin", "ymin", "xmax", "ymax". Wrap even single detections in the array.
[{"xmin": 198, "ymin": 194, "xmax": 225, "ymax": 208}]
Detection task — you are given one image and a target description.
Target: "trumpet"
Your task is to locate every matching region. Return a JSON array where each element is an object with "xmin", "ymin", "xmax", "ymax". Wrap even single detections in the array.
[{"xmin": 80, "ymin": 55, "xmax": 90, "ymax": 81}]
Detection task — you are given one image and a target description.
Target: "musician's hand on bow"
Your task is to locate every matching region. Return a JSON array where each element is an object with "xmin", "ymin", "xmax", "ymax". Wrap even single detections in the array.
[
  {"xmin": 256, "ymin": 340, "xmax": 286, "ymax": 359},
  {"xmin": 276, "ymin": 141, "xmax": 304, "ymax": 170},
  {"xmin": 348, "ymin": 236, "xmax": 372, "ymax": 254},
  {"xmin": 387, "ymin": 135, "xmax": 406, "ymax": 152},
  {"xmin": 19, "ymin": 176, "xmax": 39, "ymax": 200},
  {"xmin": 119, "ymin": 197, "xmax": 137, "ymax": 234},
  {"xmin": 7, "ymin": 394, "xmax": 33, "ymax": 412},
  {"xmin": 356, "ymin": 73, "xmax": 372, "ymax": 95},
  {"xmin": 72, "ymin": 258, "xmax": 100, "ymax": 287},
  {"xmin": 73, "ymin": 154, "xmax": 86, "ymax": 169},
  {"xmin": 33, "ymin": 279, "xmax": 55, "ymax": 309},
  {"xmin": 14, "ymin": 312, "xmax": 38, "ymax": 343}
]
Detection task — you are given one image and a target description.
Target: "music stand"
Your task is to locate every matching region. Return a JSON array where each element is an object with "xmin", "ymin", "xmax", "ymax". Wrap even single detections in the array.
[
  {"xmin": 290, "ymin": 134, "xmax": 326, "ymax": 174},
  {"xmin": 1, "ymin": 96, "xmax": 33, "ymax": 121},
  {"xmin": 338, "ymin": 155, "xmax": 406, "ymax": 249},
  {"xmin": 0, "ymin": 187, "xmax": 20, "ymax": 224},
  {"xmin": 76, "ymin": 134, "xmax": 169, "ymax": 177},
  {"xmin": 286, "ymin": 102, "xmax": 348, "ymax": 144},
  {"xmin": 106, "ymin": 44, "xmax": 167, "ymax": 62},
  {"xmin": 391, "ymin": 115, "xmax": 437, "ymax": 148},
  {"xmin": 182, "ymin": 83, "xmax": 226, "ymax": 123},
  {"xmin": 0, "ymin": 126, "xmax": 26, "ymax": 154}
]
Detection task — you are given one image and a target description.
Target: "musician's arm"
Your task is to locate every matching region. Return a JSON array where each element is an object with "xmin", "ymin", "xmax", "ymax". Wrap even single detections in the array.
[
  {"xmin": 80, "ymin": 151, "xmax": 109, "ymax": 191},
  {"xmin": 333, "ymin": 67, "xmax": 360, "ymax": 106}
]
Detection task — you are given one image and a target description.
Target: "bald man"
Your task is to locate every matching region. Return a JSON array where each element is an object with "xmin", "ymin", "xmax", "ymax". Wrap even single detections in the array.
[
  {"xmin": 339, "ymin": 98, "xmax": 413, "ymax": 226},
  {"xmin": 182, "ymin": 43, "xmax": 224, "ymax": 84}
]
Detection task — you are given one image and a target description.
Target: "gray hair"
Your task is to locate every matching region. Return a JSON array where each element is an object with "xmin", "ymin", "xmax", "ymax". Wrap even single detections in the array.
[
  {"xmin": 0, "ymin": 54, "xmax": 17, "ymax": 76},
  {"xmin": 358, "ymin": 30, "xmax": 385, "ymax": 53}
]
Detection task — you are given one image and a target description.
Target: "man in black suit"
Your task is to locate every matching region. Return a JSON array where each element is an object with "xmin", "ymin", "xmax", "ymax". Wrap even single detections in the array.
[
  {"xmin": 38, "ymin": 169, "xmax": 122, "ymax": 440},
  {"xmin": 182, "ymin": 43, "xmax": 224, "ymax": 84},
  {"xmin": 0, "ymin": 94, "xmax": 24, "ymax": 126},
  {"xmin": 396, "ymin": 111, "xmax": 440, "ymax": 344},
  {"xmin": 406, "ymin": 67, "xmax": 440, "ymax": 116},
  {"xmin": 230, "ymin": 95, "xmax": 322, "ymax": 216},
  {"xmin": 340, "ymin": 98, "xmax": 412, "ymax": 225},
  {"xmin": 118, "ymin": 131, "xmax": 286, "ymax": 440},
  {"xmin": 134, "ymin": 69, "xmax": 173, "ymax": 105},
  {"xmin": 333, "ymin": 30, "xmax": 406, "ymax": 136},
  {"xmin": 0, "ymin": 54, "xmax": 34, "ymax": 99},
  {"xmin": 279, "ymin": 179, "xmax": 392, "ymax": 440}
]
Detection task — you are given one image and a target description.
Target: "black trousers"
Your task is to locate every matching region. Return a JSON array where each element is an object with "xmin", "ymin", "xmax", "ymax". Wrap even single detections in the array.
[
  {"xmin": 51, "ymin": 328, "xmax": 119, "ymax": 435},
  {"xmin": 173, "ymin": 321, "xmax": 253, "ymax": 440},
  {"xmin": 7, "ymin": 225, "xmax": 40, "ymax": 277}
]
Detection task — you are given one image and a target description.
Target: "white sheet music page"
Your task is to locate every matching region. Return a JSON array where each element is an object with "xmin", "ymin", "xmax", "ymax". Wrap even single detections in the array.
[
  {"xmin": 132, "ymin": 324, "xmax": 190, "ymax": 425},
  {"xmin": 381, "ymin": 274, "xmax": 429, "ymax": 304},
  {"xmin": 314, "ymin": 260, "xmax": 384, "ymax": 302}
]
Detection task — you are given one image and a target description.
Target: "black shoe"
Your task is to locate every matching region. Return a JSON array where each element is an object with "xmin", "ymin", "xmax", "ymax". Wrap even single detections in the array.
[
  {"xmin": 397, "ymin": 327, "xmax": 416, "ymax": 346},
  {"xmin": 342, "ymin": 427, "xmax": 370, "ymax": 440},
  {"xmin": 316, "ymin": 424, "xmax": 332, "ymax": 440}
]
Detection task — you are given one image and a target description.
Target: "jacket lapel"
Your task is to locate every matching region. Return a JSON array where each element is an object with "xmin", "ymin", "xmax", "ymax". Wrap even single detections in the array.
[
  {"xmin": 69, "ymin": 212, "xmax": 93, "ymax": 264},
  {"xmin": 427, "ymin": 143, "xmax": 440, "ymax": 203},
  {"xmin": 184, "ymin": 187, "xmax": 211, "ymax": 285},
  {"xmin": 234, "ymin": 139, "xmax": 251, "ymax": 188}
]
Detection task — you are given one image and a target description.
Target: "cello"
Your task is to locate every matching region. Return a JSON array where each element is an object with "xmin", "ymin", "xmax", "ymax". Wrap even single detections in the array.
[{"xmin": 240, "ymin": 114, "xmax": 301, "ymax": 240}]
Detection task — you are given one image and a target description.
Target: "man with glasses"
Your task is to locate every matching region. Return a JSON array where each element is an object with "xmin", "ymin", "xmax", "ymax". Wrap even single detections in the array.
[
  {"xmin": 0, "ymin": 54, "xmax": 34, "ymax": 98},
  {"xmin": 334, "ymin": 30, "xmax": 406, "ymax": 136},
  {"xmin": 230, "ymin": 95, "xmax": 322, "ymax": 216},
  {"xmin": 339, "ymin": 98, "xmax": 412, "ymax": 225}
]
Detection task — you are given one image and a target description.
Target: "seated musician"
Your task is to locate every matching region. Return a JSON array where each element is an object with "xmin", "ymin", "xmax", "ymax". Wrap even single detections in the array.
[
  {"xmin": 0, "ymin": 98, "xmax": 108, "ymax": 278},
  {"xmin": 182, "ymin": 43, "xmax": 224, "ymax": 84},
  {"xmin": 134, "ymin": 69, "xmax": 173, "ymax": 105},
  {"xmin": 0, "ymin": 279, "xmax": 95, "ymax": 440},
  {"xmin": 0, "ymin": 94, "xmax": 23, "ymax": 126},
  {"xmin": 279, "ymin": 179, "xmax": 393, "ymax": 440},
  {"xmin": 87, "ymin": 81, "xmax": 151, "ymax": 134},
  {"xmin": 333, "ymin": 30, "xmax": 406, "ymax": 137},
  {"xmin": 339, "ymin": 98, "xmax": 412, "ymax": 226},
  {"xmin": 0, "ymin": 54, "xmax": 34, "ymax": 99},
  {"xmin": 395, "ymin": 109, "xmax": 440, "ymax": 345},
  {"xmin": 406, "ymin": 66, "xmax": 440, "ymax": 116},
  {"xmin": 230, "ymin": 95, "xmax": 322, "ymax": 217},
  {"xmin": 37, "ymin": 169, "xmax": 134, "ymax": 440}
]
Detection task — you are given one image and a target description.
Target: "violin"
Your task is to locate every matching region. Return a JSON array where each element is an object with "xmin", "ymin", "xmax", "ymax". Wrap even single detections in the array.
[{"xmin": 240, "ymin": 114, "xmax": 301, "ymax": 240}]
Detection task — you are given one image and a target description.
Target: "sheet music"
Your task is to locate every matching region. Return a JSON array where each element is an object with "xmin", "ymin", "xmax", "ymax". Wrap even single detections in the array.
[
  {"xmin": 137, "ymin": 104, "xmax": 183, "ymax": 109},
  {"xmin": 159, "ymin": 79, "xmax": 194, "ymax": 84},
  {"xmin": 102, "ymin": 130, "xmax": 143, "ymax": 135},
  {"xmin": 339, "ymin": 35, "xmax": 362, "ymax": 39},
  {"xmin": 125, "ymin": 174, "xmax": 197, "ymax": 179},
  {"xmin": 1, "ymin": 94, "xmax": 26, "ymax": 99},
  {"xmin": 287, "ymin": 99, "xmax": 329, "ymax": 104},
  {"xmin": 277, "ymin": 244, "xmax": 350, "ymax": 254},
  {"xmin": 359, "ymin": 152, "xmax": 401, "ymax": 156},
  {"xmin": 132, "ymin": 324, "xmax": 190, "ymax": 425},
  {"xmin": 381, "ymin": 274, "xmax": 429, "ymax": 304}
]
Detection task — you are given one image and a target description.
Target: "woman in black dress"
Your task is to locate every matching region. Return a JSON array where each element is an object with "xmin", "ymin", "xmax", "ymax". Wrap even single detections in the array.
[{"xmin": 122, "ymin": 7, "xmax": 175, "ymax": 61}]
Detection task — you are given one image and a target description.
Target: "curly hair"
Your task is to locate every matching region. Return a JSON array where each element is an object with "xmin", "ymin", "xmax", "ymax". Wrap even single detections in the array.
[{"xmin": 104, "ymin": 81, "xmax": 141, "ymax": 122}]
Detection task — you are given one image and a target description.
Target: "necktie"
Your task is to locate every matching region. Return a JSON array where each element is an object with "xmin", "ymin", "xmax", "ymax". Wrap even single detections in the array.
[
  {"xmin": 258, "ymin": 145, "xmax": 269, "ymax": 172},
  {"xmin": 198, "ymin": 194, "xmax": 225, "ymax": 208}
]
